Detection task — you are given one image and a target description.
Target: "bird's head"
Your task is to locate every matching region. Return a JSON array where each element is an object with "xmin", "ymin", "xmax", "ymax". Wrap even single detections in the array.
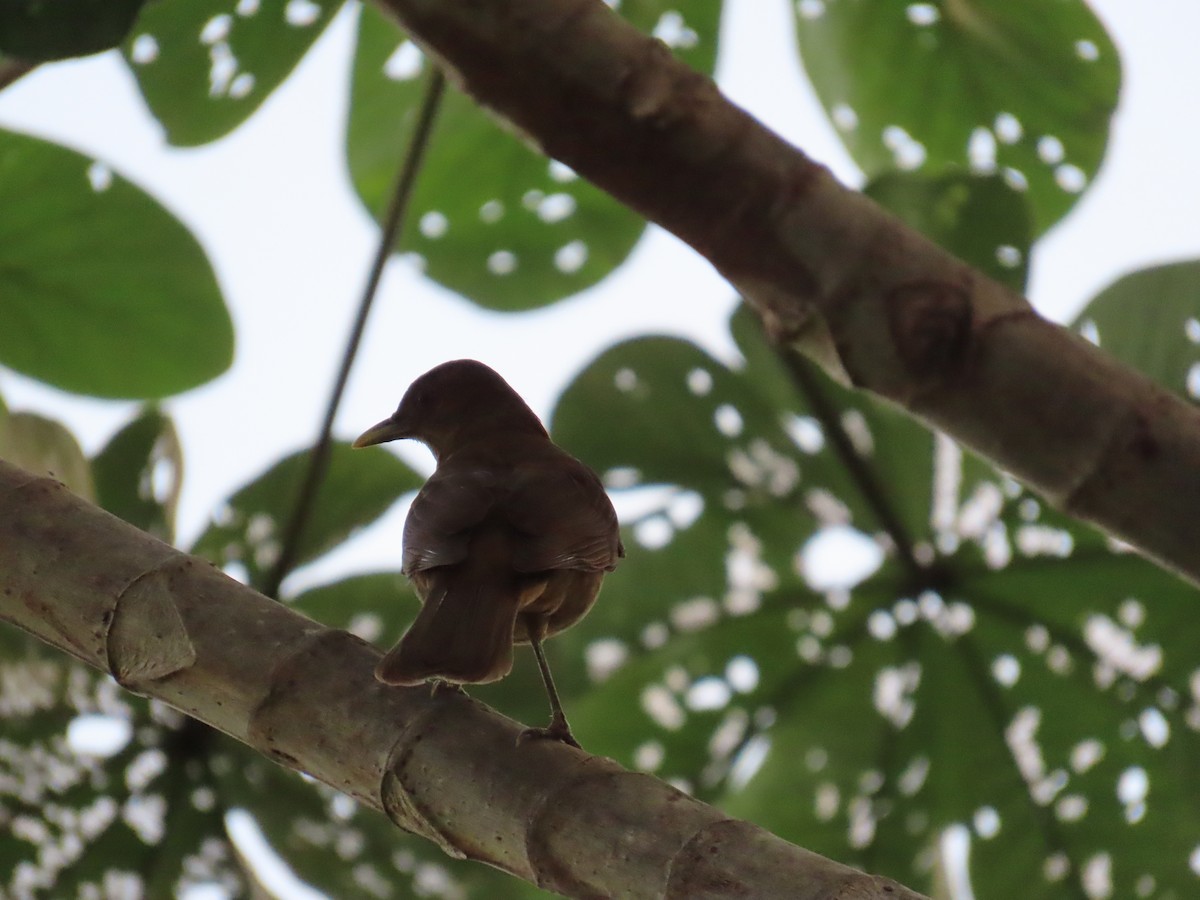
[{"xmin": 352, "ymin": 359, "xmax": 547, "ymax": 458}]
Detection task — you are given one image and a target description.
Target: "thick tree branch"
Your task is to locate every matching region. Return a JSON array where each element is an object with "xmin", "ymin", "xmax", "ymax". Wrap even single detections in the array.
[
  {"xmin": 372, "ymin": 0, "xmax": 1200, "ymax": 585},
  {"xmin": 0, "ymin": 459, "xmax": 924, "ymax": 900}
]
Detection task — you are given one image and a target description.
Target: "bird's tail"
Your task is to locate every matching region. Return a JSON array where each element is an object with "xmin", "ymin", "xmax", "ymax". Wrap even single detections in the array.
[{"xmin": 375, "ymin": 576, "xmax": 540, "ymax": 686}]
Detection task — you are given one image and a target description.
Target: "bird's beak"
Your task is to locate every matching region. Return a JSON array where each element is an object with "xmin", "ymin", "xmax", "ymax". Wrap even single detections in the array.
[{"xmin": 352, "ymin": 414, "xmax": 411, "ymax": 448}]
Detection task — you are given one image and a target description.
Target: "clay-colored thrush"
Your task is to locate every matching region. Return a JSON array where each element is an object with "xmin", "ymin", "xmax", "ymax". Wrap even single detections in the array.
[{"xmin": 353, "ymin": 359, "xmax": 623, "ymax": 746}]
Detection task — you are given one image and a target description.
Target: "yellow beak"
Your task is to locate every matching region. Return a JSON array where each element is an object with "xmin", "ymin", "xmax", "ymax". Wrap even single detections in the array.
[{"xmin": 352, "ymin": 416, "xmax": 408, "ymax": 448}]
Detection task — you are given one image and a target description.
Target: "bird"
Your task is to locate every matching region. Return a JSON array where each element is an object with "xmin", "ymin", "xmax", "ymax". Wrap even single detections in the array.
[{"xmin": 352, "ymin": 359, "xmax": 624, "ymax": 747}]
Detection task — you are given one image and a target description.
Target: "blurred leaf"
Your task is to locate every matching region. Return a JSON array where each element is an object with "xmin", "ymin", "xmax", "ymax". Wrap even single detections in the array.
[
  {"xmin": 541, "ymin": 308, "xmax": 1200, "ymax": 898},
  {"xmin": 554, "ymin": 333, "xmax": 799, "ymax": 491},
  {"xmin": 0, "ymin": 409, "xmax": 94, "ymax": 500},
  {"xmin": 289, "ymin": 570, "xmax": 411, "ymax": 628},
  {"xmin": 0, "ymin": 0, "xmax": 145, "ymax": 61},
  {"xmin": 289, "ymin": 572, "xmax": 418, "ymax": 668},
  {"xmin": 346, "ymin": 1, "xmax": 723, "ymax": 311},
  {"xmin": 121, "ymin": 0, "xmax": 343, "ymax": 146},
  {"xmin": 795, "ymin": 0, "xmax": 1119, "ymax": 233},
  {"xmin": 568, "ymin": 603, "xmax": 804, "ymax": 795},
  {"xmin": 0, "ymin": 632, "xmax": 243, "ymax": 897},
  {"xmin": 865, "ymin": 170, "xmax": 1033, "ymax": 292},
  {"xmin": 191, "ymin": 442, "xmax": 424, "ymax": 589},
  {"xmin": 0, "ymin": 129, "xmax": 231, "ymax": 398},
  {"xmin": 727, "ymin": 305, "xmax": 938, "ymax": 542},
  {"xmin": 719, "ymin": 554, "xmax": 1200, "ymax": 899},
  {"xmin": 1071, "ymin": 259, "xmax": 1200, "ymax": 402},
  {"xmin": 471, "ymin": 516, "xmax": 752, "ymax": 739},
  {"xmin": 92, "ymin": 407, "xmax": 182, "ymax": 542}
]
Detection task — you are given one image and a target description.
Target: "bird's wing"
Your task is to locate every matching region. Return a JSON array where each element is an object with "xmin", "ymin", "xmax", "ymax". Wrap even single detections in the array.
[
  {"xmin": 401, "ymin": 466, "xmax": 497, "ymax": 574},
  {"xmin": 503, "ymin": 454, "xmax": 623, "ymax": 574}
]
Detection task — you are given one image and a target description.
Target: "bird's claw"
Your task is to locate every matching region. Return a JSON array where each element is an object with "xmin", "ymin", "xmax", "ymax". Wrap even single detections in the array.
[
  {"xmin": 429, "ymin": 678, "xmax": 467, "ymax": 698},
  {"xmin": 517, "ymin": 715, "xmax": 581, "ymax": 749}
]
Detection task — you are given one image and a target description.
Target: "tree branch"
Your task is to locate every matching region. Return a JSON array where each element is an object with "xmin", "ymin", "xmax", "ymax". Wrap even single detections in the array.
[
  {"xmin": 0, "ymin": 459, "xmax": 925, "ymax": 899},
  {"xmin": 370, "ymin": 0, "xmax": 1200, "ymax": 586}
]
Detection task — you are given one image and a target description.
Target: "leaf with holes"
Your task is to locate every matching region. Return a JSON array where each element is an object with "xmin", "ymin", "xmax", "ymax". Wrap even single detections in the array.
[
  {"xmin": 92, "ymin": 408, "xmax": 182, "ymax": 543},
  {"xmin": 0, "ymin": 129, "xmax": 231, "ymax": 398},
  {"xmin": 120, "ymin": 0, "xmax": 343, "ymax": 146},
  {"xmin": 346, "ymin": 1, "xmax": 723, "ymax": 310},
  {"xmin": 0, "ymin": 631, "xmax": 244, "ymax": 898},
  {"xmin": 289, "ymin": 571, "xmax": 412, "ymax": 629},
  {"xmin": 950, "ymin": 555, "xmax": 1200, "ymax": 898},
  {"xmin": 470, "ymin": 516, "xmax": 757, "ymax": 741},
  {"xmin": 1071, "ymin": 259, "xmax": 1200, "ymax": 404},
  {"xmin": 0, "ymin": 0, "xmax": 146, "ymax": 61},
  {"xmin": 543, "ymin": 308, "xmax": 1199, "ymax": 898},
  {"xmin": 794, "ymin": 0, "xmax": 1119, "ymax": 233},
  {"xmin": 865, "ymin": 170, "xmax": 1033, "ymax": 292},
  {"xmin": 191, "ymin": 442, "xmax": 424, "ymax": 590},
  {"xmin": 728, "ymin": 304, "xmax": 940, "ymax": 542},
  {"xmin": 566, "ymin": 605, "xmax": 805, "ymax": 800}
]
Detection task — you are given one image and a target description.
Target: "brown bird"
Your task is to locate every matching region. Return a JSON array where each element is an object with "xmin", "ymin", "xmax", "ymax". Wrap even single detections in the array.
[{"xmin": 353, "ymin": 359, "xmax": 623, "ymax": 747}]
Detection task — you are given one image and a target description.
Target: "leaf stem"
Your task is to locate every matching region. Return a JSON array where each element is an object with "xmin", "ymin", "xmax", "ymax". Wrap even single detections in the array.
[{"xmin": 775, "ymin": 348, "xmax": 923, "ymax": 580}]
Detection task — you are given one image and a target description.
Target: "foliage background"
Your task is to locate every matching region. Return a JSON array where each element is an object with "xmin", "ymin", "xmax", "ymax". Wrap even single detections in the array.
[{"xmin": 1, "ymin": 0, "xmax": 1199, "ymax": 898}]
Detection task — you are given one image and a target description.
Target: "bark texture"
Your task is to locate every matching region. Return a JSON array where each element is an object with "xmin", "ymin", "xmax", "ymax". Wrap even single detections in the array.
[
  {"xmin": 372, "ymin": 0, "xmax": 1200, "ymax": 585},
  {"xmin": 0, "ymin": 459, "xmax": 926, "ymax": 899}
]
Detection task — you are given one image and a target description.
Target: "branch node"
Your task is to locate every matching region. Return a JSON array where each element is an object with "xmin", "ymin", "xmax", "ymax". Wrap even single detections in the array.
[
  {"xmin": 524, "ymin": 764, "xmax": 624, "ymax": 895},
  {"xmin": 886, "ymin": 279, "xmax": 973, "ymax": 379},
  {"xmin": 379, "ymin": 694, "xmax": 473, "ymax": 860},
  {"xmin": 108, "ymin": 556, "xmax": 197, "ymax": 687}
]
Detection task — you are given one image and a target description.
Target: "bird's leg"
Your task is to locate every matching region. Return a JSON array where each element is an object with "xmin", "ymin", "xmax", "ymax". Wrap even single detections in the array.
[
  {"xmin": 518, "ymin": 626, "xmax": 580, "ymax": 749},
  {"xmin": 428, "ymin": 678, "xmax": 467, "ymax": 697}
]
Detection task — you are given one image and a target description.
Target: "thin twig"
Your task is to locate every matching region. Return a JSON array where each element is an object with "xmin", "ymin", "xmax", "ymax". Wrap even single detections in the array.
[
  {"xmin": 775, "ymin": 348, "xmax": 923, "ymax": 579},
  {"xmin": 261, "ymin": 67, "xmax": 446, "ymax": 598}
]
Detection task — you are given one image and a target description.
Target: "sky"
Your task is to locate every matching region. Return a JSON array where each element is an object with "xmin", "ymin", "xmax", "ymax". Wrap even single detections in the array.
[
  {"xmin": 0, "ymin": 1, "xmax": 1198, "ymax": 895},
  {"xmin": 0, "ymin": 0, "xmax": 1197, "ymax": 591}
]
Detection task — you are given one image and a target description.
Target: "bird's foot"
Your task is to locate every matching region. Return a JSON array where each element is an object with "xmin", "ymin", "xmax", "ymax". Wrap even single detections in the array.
[
  {"xmin": 428, "ymin": 678, "xmax": 467, "ymax": 698},
  {"xmin": 517, "ymin": 713, "xmax": 581, "ymax": 749}
]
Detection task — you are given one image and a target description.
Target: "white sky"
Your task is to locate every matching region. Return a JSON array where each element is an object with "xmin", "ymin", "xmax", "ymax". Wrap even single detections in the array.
[{"xmin": 0, "ymin": 0, "xmax": 1197, "ymax": 591}]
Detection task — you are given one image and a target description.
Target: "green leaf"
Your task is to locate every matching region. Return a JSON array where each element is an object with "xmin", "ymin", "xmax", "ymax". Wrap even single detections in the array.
[
  {"xmin": 543, "ymin": 310, "xmax": 1199, "ymax": 898},
  {"xmin": 1071, "ymin": 259, "xmax": 1200, "ymax": 402},
  {"xmin": 191, "ymin": 442, "xmax": 424, "ymax": 590},
  {"xmin": 706, "ymin": 551, "xmax": 1200, "ymax": 899},
  {"xmin": 540, "ymin": 308, "xmax": 937, "ymax": 718},
  {"xmin": 0, "ymin": 129, "xmax": 231, "ymax": 398},
  {"xmin": 865, "ymin": 170, "xmax": 1033, "ymax": 292},
  {"xmin": 289, "ymin": 571, "xmax": 412, "ymax": 630},
  {"xmin": 0, "ymin": 633, "xmax": 244, "ymax": 897},
  {"xmin": 289, "ymin": 573, "xmax": 419, "ymax": 667},
  {"xmin": 121, "ymin": 0, "xmax": 343, "ymax": 147},
  {"xmin": 0, "ymin": 408, "xmax": 94, "ymax": 500},
  {"xmin": 470, "ymin": 517, "xmax": 752, "ymax": 739},
  {"xmin": 92, "ymin": 408, "xmax": 182, "ymax": 543},
  {"xmin": 566, "ymin": 602, "xmax": 806, "ymax": 796},
  {"xmin": 795, "ymin": 0, "xmax": 1119, "ymax": 233},
  {"xmin": 728, "ymin": 305, "xmax": 939, "ymax": 542},
  {"xmin": 346, "ymin": 1, "xmax": 723, "ymax": 311},
  {"xmin": 0, "ymin": 0, "xmax": 146, "ymax": 61}
]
